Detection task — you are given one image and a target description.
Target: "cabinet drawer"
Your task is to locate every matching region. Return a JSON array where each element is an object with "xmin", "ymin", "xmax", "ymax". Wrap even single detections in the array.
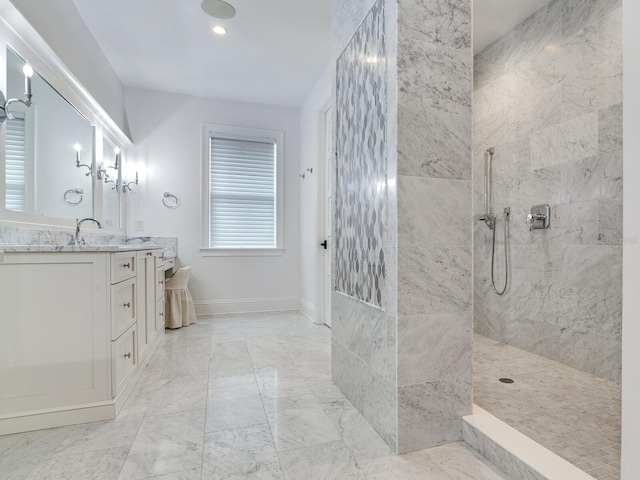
[
  {"xmin": 164, "ymin": 257, "xmax": 175, "ymax": 272},
  {"xmin": 111, "ymin": 277, "xmax": 136, "ymax": 340},
  {"xmin": 156, "ymin": 297, "xmax": 165, "ymax": 330},
  {"xmin": 112, "ymin": 325, "xmax": 136, "ymax": 398},
  {"xmin": 155, "ymin": 267, "xmax": 165, "ymax": 300},
  {"xmin": 111, "ymin": 252, "xmax": 136, "ymax": 284}
]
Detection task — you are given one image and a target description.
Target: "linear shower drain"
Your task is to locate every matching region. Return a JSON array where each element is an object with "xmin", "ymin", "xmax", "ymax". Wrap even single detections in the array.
[{"xmin": 499, "ymin": 378, "xmax": 515, "ymax": 384}]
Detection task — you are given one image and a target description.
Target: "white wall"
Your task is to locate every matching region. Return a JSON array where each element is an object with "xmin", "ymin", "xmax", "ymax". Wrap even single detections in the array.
[
  {"xmin": 298, "ymin": 63, "xmax": 332, "ymax": 321},
  {"xmin": 622, "ymin": 1, "xmax": 640, "ymax": 477},
  {"xmin": 124, "ymin": 88, "xmax": 301, "ymax": 311},
  {"xmin": 8, "ymin": 0, "xmax": 127, "ymax": 134}
]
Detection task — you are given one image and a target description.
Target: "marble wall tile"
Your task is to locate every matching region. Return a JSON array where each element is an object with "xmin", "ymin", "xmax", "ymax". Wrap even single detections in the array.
[
  {"xmin": 397, "ymin": 106, "xmax": 471, "ymax": 180},
  {"xmin": 363, "ymin": 368, "xmax": 397, "ymax": 449},
  {"xmin": 331, "ymin": 292, "xmax": 396, "ymax": 382},
  {"xmin": 397, "ymin": 312, "xmax": 472, "ymax": 387},
  {"xmin": 473, "ymin": 37, "xmax": 507, "ymax": 91},
  {"xmin": 530, "ymin": 112, "xmax": 599, "ymax": 170},
  {"xmin": 397, "ymin": 42, "xmax": 471, "ymax": 116},
  {"xmin": 599, "ymin": 103, "xmax": 623, "ymax": 154},
  {"xmin": 397, "ymin": 245, "xmax": 472, "ymax": 316},
  {"xmin": 397, "ymin": 379, "xmax": 471, "ymax": 453},
  {"xmin": 397, "ymin": 176, "xmax": 471, "ymax": 246},
  {"xmin": 560, "ymin": 0, "xmax": 621, "ymax": 40},
  {"xmin": 397, "ymin": 0, "xmax": 470, "ymax": 50},
  {"xmin": 597, "ymin": 198, "xmax": 623, "ymax": 245},
  {"xmin": 503, "ymin": 0, "xmax": 563, "ymax": 72}
]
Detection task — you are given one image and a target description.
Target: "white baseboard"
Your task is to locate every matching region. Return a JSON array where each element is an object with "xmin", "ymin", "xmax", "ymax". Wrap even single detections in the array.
[
  {"xmin": 194, "ymin": 296, "xmax": 302, "ymax": 316},
  {"xmin": 299, "ymin": 298, "xmax": 316, "ymax": 322}
]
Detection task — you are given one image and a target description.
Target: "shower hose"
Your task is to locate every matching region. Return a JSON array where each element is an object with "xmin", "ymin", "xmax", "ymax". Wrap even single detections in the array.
[{"xmin": 491, "ymin": 208, "xmax": 510, "ymax": 295}]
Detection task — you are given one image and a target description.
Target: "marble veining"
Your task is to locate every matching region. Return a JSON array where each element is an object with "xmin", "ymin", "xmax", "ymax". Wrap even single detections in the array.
[
  {"xmin": 473, "ymin": 0, "xmax": 622, "ymax": 382},
  {"xmin": 0, "ymin": 225, "xmax": 178, "ymax": 258}
]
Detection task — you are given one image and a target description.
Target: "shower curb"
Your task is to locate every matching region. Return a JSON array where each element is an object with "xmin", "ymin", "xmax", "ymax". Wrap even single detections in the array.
[{"xmin": 462, "ymin": 405, "xmax": 596, "ymax": 480}]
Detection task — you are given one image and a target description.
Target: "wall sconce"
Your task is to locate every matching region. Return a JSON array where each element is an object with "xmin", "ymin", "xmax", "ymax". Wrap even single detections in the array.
[
  {"xmin": 0, "ymin": 63, "xmax": 33, "ymax": 123},
  {"xmin": 97, "ymin": 146, "xmax": 121, "ymax": 181},
  {"xmin": 122, "ymin": 172, "xmax": 138, "ymax": 192},
  {"xmin": 74, "ymin": 143, "xmax": 93, "ymax": 176}
]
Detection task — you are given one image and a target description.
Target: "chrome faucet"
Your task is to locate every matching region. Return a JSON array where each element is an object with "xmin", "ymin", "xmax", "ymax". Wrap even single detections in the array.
[{"xmin": 68, "ymin": 217, "xmax": 103, "ymax": 246}]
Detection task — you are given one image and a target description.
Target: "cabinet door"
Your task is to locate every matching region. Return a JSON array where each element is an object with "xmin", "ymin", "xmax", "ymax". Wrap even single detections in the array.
[
  {"xmin": 0, "ymin": 253, "xmax": 110, "ymax": 415},
  {"xmin": 136, "ymin": 250, "xmax": 160, "ymax": 363}
]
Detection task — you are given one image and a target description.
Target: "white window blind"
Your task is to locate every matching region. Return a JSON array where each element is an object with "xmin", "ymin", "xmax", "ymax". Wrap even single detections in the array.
[
  {"xmin": 5, "ymin": 116, "xmax": 26, "ymax": 211},
  {"xmin": 208, "ymin": 136, "xmax": 276, "ymax": 248}
]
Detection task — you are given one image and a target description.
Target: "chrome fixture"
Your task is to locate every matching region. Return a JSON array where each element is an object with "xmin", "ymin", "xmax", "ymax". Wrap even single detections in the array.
[
  {"xmin": 63, "ymin": 188, "xmax": 84, "ymax": 206},
  {"xmin": 67, "ymin": 217, "xmax": 103, "ymax": 246},
  {"xmin": 74, "ymin": 143, "xmax": 93, "ymax": 176},
  {"xmin": 491, "ymin": 207, "xmax": 510, "ymax": 295},
  {"xmin": 479, "ymin": 147, "xmax": 510, "ymax": 295},
  {"xmin": 122, "ymin": 172, "xmax": 139, "ymax": 192},
  {"xmin": 306, "ymin": 167, "xmax": 313, "ymax": 174},
  {"xmin": 478, "ymin": 147, "xmax": 496, "ymax": 229},
  {"xmin": 162, "ymin": 192, "xmax": 179, "ymax": 209},
  {"xmin": 525, "ymin": 205, "xmax": 551, "ymax": 231},
  {"xmin": 98, "ymin": 147, "xmax": 120, "ymax": 181},
  {"xmin": 0, "ymin": 63, "xmax": 33, "ymax": 123}
]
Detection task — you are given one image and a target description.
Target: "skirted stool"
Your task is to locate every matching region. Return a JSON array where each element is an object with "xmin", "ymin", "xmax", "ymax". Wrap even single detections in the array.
[{"xmin": 164, "ymin": 266, "xmax": 197, "ymax": 328}]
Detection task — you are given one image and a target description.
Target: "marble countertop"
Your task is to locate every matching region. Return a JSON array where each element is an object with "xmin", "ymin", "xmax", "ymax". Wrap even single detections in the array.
[{"xmin": 0, "ymin": 244, "xmax": 165, "ymax": 253}]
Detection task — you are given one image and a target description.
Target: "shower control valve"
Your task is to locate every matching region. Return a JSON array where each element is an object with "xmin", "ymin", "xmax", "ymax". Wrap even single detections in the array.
[{"xmin": 524, "ymin": 205, "xmax": 550, "ymax": 231}]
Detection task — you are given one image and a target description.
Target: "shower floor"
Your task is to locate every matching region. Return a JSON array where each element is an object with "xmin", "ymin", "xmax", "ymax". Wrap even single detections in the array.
[{"xmin": 473, "ymin": 334, "xmax": 621, "ymax": 480}]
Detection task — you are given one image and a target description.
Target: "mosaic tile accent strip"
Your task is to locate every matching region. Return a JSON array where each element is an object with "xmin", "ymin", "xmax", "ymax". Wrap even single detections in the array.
[{"xmin": 335, "ymin": 0, "xmax": 387, "ymax": 308}]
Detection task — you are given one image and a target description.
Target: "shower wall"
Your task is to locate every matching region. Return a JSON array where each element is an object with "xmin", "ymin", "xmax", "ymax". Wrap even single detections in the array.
[
  {"xmin": 332, "ymin": 0, "xmax": 473, "ymax": 453},
  {"xmin": 473, "ymin": 0, "xmax": 623, "ymax": 382}
]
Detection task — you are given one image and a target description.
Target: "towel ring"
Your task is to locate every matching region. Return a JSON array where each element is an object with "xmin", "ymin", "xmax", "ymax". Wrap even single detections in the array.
[
  {"xmin": 162, "ymin": 191, "xmax": 179, "ymax": 209},
  {"xmin": 64, "ymin": 188, "xmax": 83, "ymax": 206}
]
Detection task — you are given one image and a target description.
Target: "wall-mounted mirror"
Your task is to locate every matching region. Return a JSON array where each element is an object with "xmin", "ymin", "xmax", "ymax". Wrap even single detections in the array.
[
  {"xmin": 4, "ymin": 47, "xmax": 94, "ymax": 220},
  {"xmin": 100, "ymin": 136, "xmax": 120, "ymax": 228}
]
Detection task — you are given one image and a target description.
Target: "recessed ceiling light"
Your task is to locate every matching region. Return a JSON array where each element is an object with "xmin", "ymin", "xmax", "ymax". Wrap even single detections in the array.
[{"xmin": 212, "ymin": 25, "xmax": 227, "ymax": 35}]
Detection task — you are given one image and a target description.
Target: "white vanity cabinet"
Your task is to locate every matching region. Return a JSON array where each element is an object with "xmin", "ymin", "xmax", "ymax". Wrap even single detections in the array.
[
  {"xmin": 0, "ymin": 247, "xmax": 165, "ymax": 435},
  {"xmin": 136, "ymin": 250, "xmax": 163, "ymax": 364}
]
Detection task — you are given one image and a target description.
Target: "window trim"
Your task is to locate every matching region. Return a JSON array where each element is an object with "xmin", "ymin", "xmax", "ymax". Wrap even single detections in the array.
[{"xmin": 201, "ymin": 124, "xmax": 284, "ymax": 255}]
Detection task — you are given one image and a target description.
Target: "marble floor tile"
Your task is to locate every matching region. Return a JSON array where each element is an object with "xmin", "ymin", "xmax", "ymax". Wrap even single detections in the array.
[
  {"xmin": 279, "ymin": 440, "xmax": 361, "ymax": 480},
  {"xmin": 51, "ymin": 414, "xmax": 144, "ymax": 457},
  {"xmin": 0, "ymin": 313, "xmax": 511, "ymax": 480},
  {"xmin": 118, "ymin": 410, "xmax": 205, "ymax": 479},
  {"xmin": 27, "ymin": 445, "xmax": 130, "ymax": 480},
  {"xmin": 205, "ymin": 383, "xmax": 268, "ymax": 432},
  {"xmin": 121, "ymin": 375, "xmax": 208, "ymax": 417},
  {"xmin": 263, "ymin": 394, "xmax": 342, "ymax": 452},
  {"xmin": 255, "ymin": 365, "xmax": 313, "ymax": 399},
  {"xmin": 139, "ymin": 468, "xmax": 201, "ymax": 479}
]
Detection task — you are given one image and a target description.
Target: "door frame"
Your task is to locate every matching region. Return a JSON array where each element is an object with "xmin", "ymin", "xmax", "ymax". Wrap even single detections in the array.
[{"xmin": 315, "ymin": 100, "xmax": 332, "ymax": 326}]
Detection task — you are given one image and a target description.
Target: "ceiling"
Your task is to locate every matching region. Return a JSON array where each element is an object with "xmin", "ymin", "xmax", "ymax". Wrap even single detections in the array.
[{"xmin": 71, "ymin": 0, "xmax": 553, "ymax": 108}]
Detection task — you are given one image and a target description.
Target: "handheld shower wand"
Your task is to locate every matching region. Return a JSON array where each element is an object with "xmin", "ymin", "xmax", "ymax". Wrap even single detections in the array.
[{"xmin": 479, "ymin": 147, "xmax": 509, "ymax": 295}]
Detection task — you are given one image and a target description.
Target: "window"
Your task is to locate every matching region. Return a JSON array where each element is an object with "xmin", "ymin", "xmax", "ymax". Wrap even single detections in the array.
[
  {"xmin": 5, "ymin": 115, "xmax": 26, "ymax": 211},
  {"xmin": 201, "ymin": 124, "xmax": 284, "ymax": 256}
]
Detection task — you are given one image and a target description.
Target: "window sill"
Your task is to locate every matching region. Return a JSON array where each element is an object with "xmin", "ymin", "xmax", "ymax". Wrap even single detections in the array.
[{"xmin": 200, "ymin": 248, "xmax": 285, "ymax": 257}]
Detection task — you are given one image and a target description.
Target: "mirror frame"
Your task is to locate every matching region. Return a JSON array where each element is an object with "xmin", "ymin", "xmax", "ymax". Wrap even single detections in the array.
[{"xmin": 0, "ymin": 0, "xmax": 131, "ymax": 234}]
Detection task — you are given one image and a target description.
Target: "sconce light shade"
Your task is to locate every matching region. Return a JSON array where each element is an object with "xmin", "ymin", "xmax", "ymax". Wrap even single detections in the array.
[{"xmin": 0, "ymin": 61, "xmax": 35, "ymax": 123}]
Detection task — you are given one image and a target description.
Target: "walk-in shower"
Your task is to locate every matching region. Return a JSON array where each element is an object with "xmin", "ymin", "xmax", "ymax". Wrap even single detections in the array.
[{"xmin": 478, "ymin": 147, "xmax": 509, "ymax": 296}]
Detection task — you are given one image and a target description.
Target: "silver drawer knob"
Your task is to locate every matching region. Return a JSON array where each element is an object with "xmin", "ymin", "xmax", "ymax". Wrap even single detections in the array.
[
  {"xmin": 123, "ymin": 302, "xmax": 131, "ymax": 308},
  {"xmin": 124, "ymin": 352, "xmax": 131, "ymax": 359}
]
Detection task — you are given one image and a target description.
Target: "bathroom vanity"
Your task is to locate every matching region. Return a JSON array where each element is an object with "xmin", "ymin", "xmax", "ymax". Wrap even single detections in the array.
[{"xmin": 0, "ymin": 245, "xmax": 167, "ymax": 435}]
